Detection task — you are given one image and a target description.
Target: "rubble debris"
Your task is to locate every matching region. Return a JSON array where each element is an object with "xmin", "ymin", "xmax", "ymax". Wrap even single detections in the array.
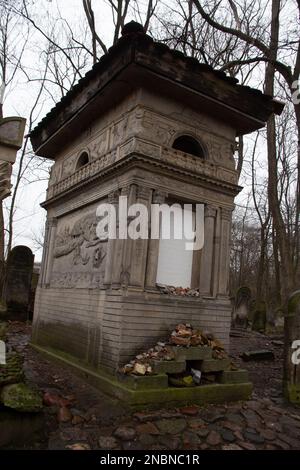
[
  {"xmin": 169, "ymin": 373, "xmax": 196, "ymax": 387},
  {"xmin": 157, "ymin": 284, "xmax": 200, "ymax": 297},
  {"xmin": 191, "ymin": 368, "xmax": 202, "ymax": 384},
  {"xmin": 119, "ymin": 323, "xmax": 229, "ymax": 376},
  {"xmin": 241, "ymin": 350, "xmax": 275, "ymax": 362}
]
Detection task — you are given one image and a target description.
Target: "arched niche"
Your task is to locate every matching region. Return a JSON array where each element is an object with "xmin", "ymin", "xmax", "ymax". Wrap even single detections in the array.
[
  {"xmin": 172, "ymin": 135, "xmax": 205, "ymax": 159},
  {"xmin": 76, "ymin": 151, "xmax": 90, "ymax": 170}
]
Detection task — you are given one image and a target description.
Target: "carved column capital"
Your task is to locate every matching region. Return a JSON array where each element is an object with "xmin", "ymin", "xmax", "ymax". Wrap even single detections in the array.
[
  {"xmin": 120, "ymin": 185, "xmax": 131, "ymax": 197},
  {"xmin": 137, "ymin": 186, "xmax": 151, "ymax": 200},
  {"xmin": 221, "ymin": 207, "xmax": 233, "ymax": 221},
  {"xmin": 152, "ymin": 190, "xmax": 168, "ymax": 204},
  {"xmin": 205, "ymin": 205, "xmax": 217, "ymax": 218},
  {"xmin": 47, "ymin": 217, "xmax": 58, "ymax": 228},
  {"xmin": 107, "ymin": 190, "xmax": 119, "ymax": 204}
]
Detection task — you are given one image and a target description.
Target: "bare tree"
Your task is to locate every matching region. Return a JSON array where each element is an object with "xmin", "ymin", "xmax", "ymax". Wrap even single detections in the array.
[{"xmin": 191, "ymin": 0, "xmax": 300, "ymax": 302}]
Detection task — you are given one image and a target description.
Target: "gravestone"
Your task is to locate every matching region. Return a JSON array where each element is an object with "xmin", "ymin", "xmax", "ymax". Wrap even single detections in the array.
[
  {"xmin": 232, "ymin": 286, "xmax": 251, "ymax": 328},
  {"xmin": 0, "ymin": 116, "xmax": 26, "ymax": 304},
  {"xmin": 283, "ymin": 290, "xmax": 300, "ymax": 403},
  {"xmin": 29, "ymin": 21, "xmax": 283, "ymax": 375},
  {"xmin": 252, "ymin": 300, "xmax": 267, "ymax": 333},
  {"xmin": 274, "ymin": 307, "xmax": 285, "ymax": 329},
  {"xmin": 3, "ymin": 246, "xmax": 34, "ymax": 320}
]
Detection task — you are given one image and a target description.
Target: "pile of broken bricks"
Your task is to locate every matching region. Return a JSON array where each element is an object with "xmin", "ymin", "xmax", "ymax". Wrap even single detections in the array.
[
  {"xmin": 157, "ymin": 284, "xmax": 200, "ymax": 297},
  {"xmin": 119, "ymin": 324, "xmax": 239, "ymax": 387}
]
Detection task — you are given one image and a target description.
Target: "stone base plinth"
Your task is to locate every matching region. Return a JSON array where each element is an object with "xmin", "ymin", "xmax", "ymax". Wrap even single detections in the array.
[
  {"xmin": 33, "ymin": 287, "xmax": 232, "ymax": 372},
  {"xmin": 31, "ymin": 343, "xmax": 252, "ymax": 410}
]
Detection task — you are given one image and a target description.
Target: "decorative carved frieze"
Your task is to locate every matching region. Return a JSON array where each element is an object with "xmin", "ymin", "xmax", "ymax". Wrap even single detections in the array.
[
  {"xmin": 152, "ymin": 190, "xmax": 167, "ymax": 204},
  {"xmin": 205, "ymin": 205, "xmax": 217, "ymax": 218},
  {"xmin": 46, "ymin": 105, "xmax": 238, "ymax": 202},
  {"xmin": 51, "ymin": 271, "xmax": 104, "ymax": 289},
  {"xmin": 107, "ymin": 190, "xmax": 120, "ymax": 204},
  {"xmin": 50, "ymin": 210, "xmax": 107, "ymax": 288}
]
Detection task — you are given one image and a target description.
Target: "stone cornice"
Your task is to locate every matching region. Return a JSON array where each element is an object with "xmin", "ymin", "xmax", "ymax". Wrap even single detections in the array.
[
  {"xmin": 42, "ymin": 147, "xmax": 242, "ymax": 209},
  {"xmin": 47, "ymin": 137, "xmax": 239, "ymax": 200}
]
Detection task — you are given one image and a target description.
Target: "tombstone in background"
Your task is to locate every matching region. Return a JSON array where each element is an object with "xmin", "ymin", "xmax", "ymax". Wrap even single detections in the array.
[
  {"xmin": 232, "ymin": 286, "xmax": 251, "ymax": 328},
  {"xmin": 274, "ymin": 307, "xmax": 285, "ymax": 329},
  {"xmin": 3, "ymin": 246, "xmax": 34, "ymax": 321},
  {"xmin": 283, "ymin": 290, "xmax": 300, "ymax": 403},
  {"xmin": 252, "ymin": 300, "xmax": 267, "ymax": 333},
  {"xmin": 0, "ymin": 116, "xmax": 26, "ymax": 297}
]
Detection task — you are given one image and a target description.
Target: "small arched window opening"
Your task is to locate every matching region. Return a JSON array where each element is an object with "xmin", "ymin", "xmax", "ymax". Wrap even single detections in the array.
[
  {"xmin": 172, "ymin": 135, "xmax": 205, "ymax": 158},
  {"xmin": 76, "ymin": 151, "xmax": 89, "ymax": 170}
]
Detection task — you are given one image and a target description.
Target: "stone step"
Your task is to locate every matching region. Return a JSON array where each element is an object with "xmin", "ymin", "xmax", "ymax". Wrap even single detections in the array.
[
  {"xmin": 201, "ymin": 358, "xmax": 231, "ymax": 373},
  {"xmin": 219, "ymin": 369, "xmax": 249, "ymax": 384},
  {"xmin": 241, "ymin": 350, "xmax": 275, "ymax": 361},
  {"xmin": 117, "ymin": 373, "xmax": 168, "ymax": 390},
  {"xmin": 173, "ymin": 346, "xmax": 212, "ymax": 361},
  {"xmin": 150, "ymin": 360, "xmax": 186, "ymax": 375}
]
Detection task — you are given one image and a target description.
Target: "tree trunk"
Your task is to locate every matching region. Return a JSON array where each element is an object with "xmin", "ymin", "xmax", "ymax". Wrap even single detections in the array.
[
  {"xmin": 0, "ymin": 200, "xmax": 4, "ymax": 293},
  {"xmin": 0, "ymin": 90, "xmax": 4, "ymax": 294},
  {"xmin": 265, "ymin": 0, "xmax": 293, "ymax": 307}
]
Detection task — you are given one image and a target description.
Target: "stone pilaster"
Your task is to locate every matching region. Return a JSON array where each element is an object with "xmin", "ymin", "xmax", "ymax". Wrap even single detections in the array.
[
  {"xmin": 44, "ymin": 217, "xmax": 58, "ymax": 286},
  {"xmin": 120, "ymin": 184, "xmax": 137, "ymax": 287},
  {"xmin": 145, "ymin": 190, "xmax": 168, "ymax": 289},
  {"xmin": 129, "ymin": 186, "xmax": 151, "ymax": 289},
  {"xmin": 104, "ymin": 190, "xmax": 119, "ymax": 287},
  {"xmin": 212, "ymin": 209, "xmax": 221, "ymax": 297},
  {"xmin": 38, "ymin": 218, "xmax": 50, "ymax": 287},
  {"xmin": 199, "ymin": 205, "xmax": 217, "ymax": 296},
  {"xmin": 218, "ymin": 207, "xmax": 233, "ymax": 296},
  {"xmin": 111, "ymin": 186, "xmax": 129, "ymax": 288}
]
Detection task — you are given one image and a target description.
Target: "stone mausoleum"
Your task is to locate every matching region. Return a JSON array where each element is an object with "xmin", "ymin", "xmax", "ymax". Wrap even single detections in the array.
[{"xmin": 30, "ymin": 23, "xmax": 282, "ymax": 394}]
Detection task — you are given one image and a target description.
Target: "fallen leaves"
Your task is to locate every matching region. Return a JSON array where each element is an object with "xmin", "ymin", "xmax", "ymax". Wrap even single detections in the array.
[{"xmin": 120, "ymin": 323, "xmax": 229, "ymax": 376}]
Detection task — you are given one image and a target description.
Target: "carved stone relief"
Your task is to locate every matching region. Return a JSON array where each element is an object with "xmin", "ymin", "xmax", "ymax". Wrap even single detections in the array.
[
  {"xmin": 90, "ymin": 130, "xmax": 108, "ymax": 160},
  {"xmin": 51, "ymin": 208, "xmax": 107, "ymax": 288}
]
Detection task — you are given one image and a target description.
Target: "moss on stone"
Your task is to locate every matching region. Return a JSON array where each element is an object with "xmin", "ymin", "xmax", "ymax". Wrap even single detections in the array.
[
  {"xmin": 117, "ymin": 372, "xmax": 169, "ymax": 390},
  {"xmin": 150, "ymin": 359, "xmax": 186, "ymax": 375},
  {"xmin": 283, "ymin": 381, "xmax": 300, "ymax": 403},
  {"xmin": 0, "ymin": 351, "xmax": 24, "ymax": 386},
  {"xmin": 219, "ymin": 369, "xmax": 249, "ymax": 384},
  {"xmin": 175, "ymin": 346, "xmax": 212, "ymax": 361},
  {"xmin": 30, "ymin": 342, "xmax": 252, "ymax": 410},
  {"xmin": 0, "ymin": 321, "xmax": 7, "ymax": 340},
  {"xmin": 201, "ymin": 358, "xmax": 231, "ymax": 373},
  {"xmin": 1, "ymin": 383, "xmax": 43, "ymax": 412}
]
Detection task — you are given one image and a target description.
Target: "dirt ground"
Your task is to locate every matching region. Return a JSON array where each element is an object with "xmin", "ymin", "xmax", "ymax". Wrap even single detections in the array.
[{"xmin": 3, "ymin": 322, "xmax": 300, "ymax": 450}]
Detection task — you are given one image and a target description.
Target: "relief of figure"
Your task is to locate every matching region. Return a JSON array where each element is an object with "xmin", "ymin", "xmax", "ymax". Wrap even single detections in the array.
[
  {"xmin": 54, "ymin": 212, "xmax": 102, "ymax": 265},
  {"xmin": 73, "ymin": 244, "xmax": 90, "ymax": 266},
  {"xmin": 93, "ymin": 246, "xmax": 106, "ymax": 268}
]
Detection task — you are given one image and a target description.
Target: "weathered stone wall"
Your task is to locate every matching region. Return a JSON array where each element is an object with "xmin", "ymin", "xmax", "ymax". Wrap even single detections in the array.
[
  {"xmin": 33, "ymin": 287, "xmax": 231, "ymax": 370},
  {"xmin": 32, "ymin": 287, "xmax": 106, "ymax": 366},
  {"xmin": 32, "ymin": 89, "xmax": 237, "ymax": 372},
  {"xmin": 46, "ymin": 91, "xmax": 237, "ymax": 201}
]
